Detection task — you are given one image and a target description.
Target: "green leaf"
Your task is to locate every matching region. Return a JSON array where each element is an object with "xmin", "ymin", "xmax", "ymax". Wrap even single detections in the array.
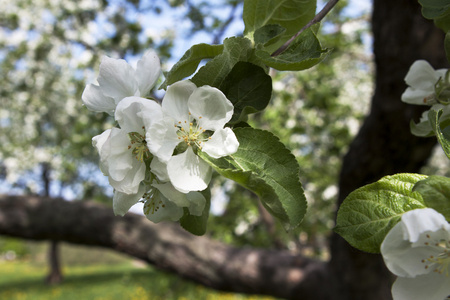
[
  {"xmin": 413, "ymin": 175, "xmax": 450, "ymax": 221},
  {"xmin": 335, "ymin": 174, "xmax": 427, "ymax": 253},
  {"xmin": 219, "ymin": 61, "xmax": 272, "ymax": 124},
  {"xmin": 161, "ymin": 43, "xmax": 224, "ymax": 89},
  {"xmin": 255, "ymin": 27, "xmax": 330, "ymax": 71},
  {"xmin": 254, "ymin": 24, "xmax": 286, "ymax": 47},
  {"xmin": 418, "ymin": 0, "xmax": 450, "ymax": 31},
  {"xmin": 191, "ymin": 37, "xmax": 263, "ymax": 88},
  {"xmin": 435, "ymin": 9, "xmax": 450, "ymax": 32},
  {"xmin": 243, "ymin": 0, "xmax": 316, "ymax": 52},
  {"xmin": 179, "ymin": 189, "xmax": 211, "ymax": 236},
  {"xmin": 428, "ymin": 108, "xmax": 450, "ymax": 159},
  {"xmin": 419, "ymin": 0, "xmax": 450, "ymax": 18},
  {"xmin": 199, "ymin": 127, "xmax": 307, "ymax": 231}
]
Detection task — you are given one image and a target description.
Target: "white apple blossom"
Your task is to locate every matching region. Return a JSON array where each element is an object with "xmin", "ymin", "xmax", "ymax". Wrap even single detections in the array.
[
  {"xmin": 401, "ymin": 60, "xmax": 448, "ymax": 106},
  {"xmin": 381, "ymin": 208, "xmax": 450, "ymax": 300},
  {"xmin": 92, "ymin": 96, "xmax": 162, "ymax": 215},
  {"xmin": 401, "ymin": 60, "xmax": 450, "ymax": 136},
  {"xmin": 82, "ymin": 50, "xmax": 161, "ymax": 115},
  {"xmin": 146, "ymin": 80, "xmax": 239, "ymax": 193}
]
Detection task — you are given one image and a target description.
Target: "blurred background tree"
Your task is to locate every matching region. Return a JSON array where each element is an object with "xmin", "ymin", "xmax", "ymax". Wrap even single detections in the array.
[{"xmin": 1, "ymin": 0, "xmax": 369, "ymax": 259}]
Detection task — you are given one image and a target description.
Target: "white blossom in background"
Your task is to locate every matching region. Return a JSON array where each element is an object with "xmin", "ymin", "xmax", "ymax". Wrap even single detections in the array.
[
  {"xmin": 381, "ymin": 208, "xmax": 450, "ymax": 300},
  {"xmin": 401, "ymin": 60, "xmax": 450, "ymax": 136},
  {"xmin": 146, "ymin": 80, "xmax": 239, "ymax": 193},
  {"xmin": 82, "ymin": 50, "xmax": 161, "ymax": 115},
  {"xmin": 401, "ymin": 60, "xmax": 447, "ymax": 106}
]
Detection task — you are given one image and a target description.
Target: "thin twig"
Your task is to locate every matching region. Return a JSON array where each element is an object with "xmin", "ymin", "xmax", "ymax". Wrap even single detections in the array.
[{"xmin": 271, "ymin": 0, "xmax": 340, "ymax": 57}]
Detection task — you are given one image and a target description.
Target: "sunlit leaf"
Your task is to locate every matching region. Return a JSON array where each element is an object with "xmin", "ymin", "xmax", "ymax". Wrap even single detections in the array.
[
  {"xmin": 335, "ymin": 174, "xmax": 427, "ymax": 253},
  {"xmin": 414, "ymin": 175, "xmax": 450, "ymax": 221},
  {"xmin": 199, "ymin": 127, "xmax": 307, "ymax": 231},
  {"xmin": 161, "ymin": 43, "xmax": 224, "ymax": 89}
]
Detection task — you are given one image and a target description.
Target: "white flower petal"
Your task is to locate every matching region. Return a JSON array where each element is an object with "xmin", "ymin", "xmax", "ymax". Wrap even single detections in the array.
[
  {"xmin": 152, "ymin": 182, "xmax": 190, "ymax": 207},
  {"xmin": 92, "ymin": 129, "xmax": 111, "ymax": 156},
  {"xmin": 150, "ymin": 157, "xmax": 170, "ymax": 182},
  {"xmin": 401, "ymin": 87, "xmax": 433, "ymax": 105},
  {"xmin": 146, "ymin": 118, "xmax": 180, "ymax": 162},
  {"xmin": 97, "ymin": 56, "xmax": 139, "ymax": 102},
  {"xmin": 162, "ymin": 80, "xmax": 196, "ymax": 122},
  {"xmin": 186, "ymin": 192, "xmax": 206, "ymax": 216},
  {"xmin": 82, "ymin": 84, "xmax": 116, "ymax": 114},
  {"xmin": 135, "ymin": 50, "xmax": 161, "ymax": 96},
  {"xmin": 167, "ymin": 147, "xmax": 212, "ymax": 192},
  {"xmin": 144, "ymin": 191, "xmax": 184, "ymax": 223},
  {"xmin": 401, "ymin": 208, "xmax": 450, "ymax": 244},
  {"xmin": 109, "ymin": 157, "xmax": 146, "ymax": 194},
  {"xmin": 115, "ymin": 96, "xmax": 163, "ymax": 133},
  {"xmin": 92, "ymin": 129, "xmax": 112, "ymax": 175},
  {"xmin": 99, "ymin": 128, "xmax": 134, "ymax": 182},
  {"xmin": 391, "ymin": 273, "xmax": 450, "ymax": 300},
  {"xmin": 188, "ymin": 85, "xmax": 234, "ymax": 131},
  {"xmin": 113, "ymin": 185, "xmax": 146, "ymax": 216},
  {"xmin": 202, "ymin": 127, "xmax": 239, "ymax": 158},
  {"xmin": 381, "ymin": 223, "xmax": 414, "ymax": 277},
  {"xmin": 94, "ymin": 127, "xmax": 146, "ymax": 194},
  {"xmin": 404, "ymin": 60, "xmax": 441, "ymax": 91}
]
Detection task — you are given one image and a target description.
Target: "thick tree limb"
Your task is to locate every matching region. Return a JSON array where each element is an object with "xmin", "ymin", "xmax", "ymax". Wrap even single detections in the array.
[{"xmin": 0, "ymin": 195, "xmax": 328, "ymax": 299}]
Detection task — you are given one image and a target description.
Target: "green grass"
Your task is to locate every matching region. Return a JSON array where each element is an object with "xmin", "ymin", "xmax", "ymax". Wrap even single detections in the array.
[{"xmin": 0, "ymin": 260, "xmax": 277, "ymax": 300}]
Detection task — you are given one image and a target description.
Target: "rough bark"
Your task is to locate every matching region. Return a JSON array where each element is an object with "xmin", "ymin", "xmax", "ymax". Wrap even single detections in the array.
[
  {"xmin": 329, "ymin": 1, "xmax": 449, "ymax": 300},
  {"xmin": 0, "ymin": 195, "xmax": 328, "ymax": 300}
]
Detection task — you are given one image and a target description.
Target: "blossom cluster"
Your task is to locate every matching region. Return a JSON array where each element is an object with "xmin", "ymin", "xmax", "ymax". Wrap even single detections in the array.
[{"xmin": 82, "ymin": 50, "xmax": 239, "ymax": 222}]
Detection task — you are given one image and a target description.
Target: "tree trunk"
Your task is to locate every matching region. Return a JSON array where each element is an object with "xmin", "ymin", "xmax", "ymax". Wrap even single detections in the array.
[
  {"xmin": 46, "ymin": 241, "xmax": 63, "ymax": 285},
  {"xmin": 329, "ymin": 0, "xmax": 449, "ymax": 299},
  {"xmin": 42, "ymin": 162, "xmax": 63, "ymax": 285}
]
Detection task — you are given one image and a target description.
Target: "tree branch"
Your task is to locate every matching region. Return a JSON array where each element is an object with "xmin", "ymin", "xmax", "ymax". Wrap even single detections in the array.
[
  {"xmin": 271, "ymin": 0, "xmax": 340, "ymax": 57},
  {"xmin": 0, "ymin": 195, "xmax": 329, "ymax": 299}
]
